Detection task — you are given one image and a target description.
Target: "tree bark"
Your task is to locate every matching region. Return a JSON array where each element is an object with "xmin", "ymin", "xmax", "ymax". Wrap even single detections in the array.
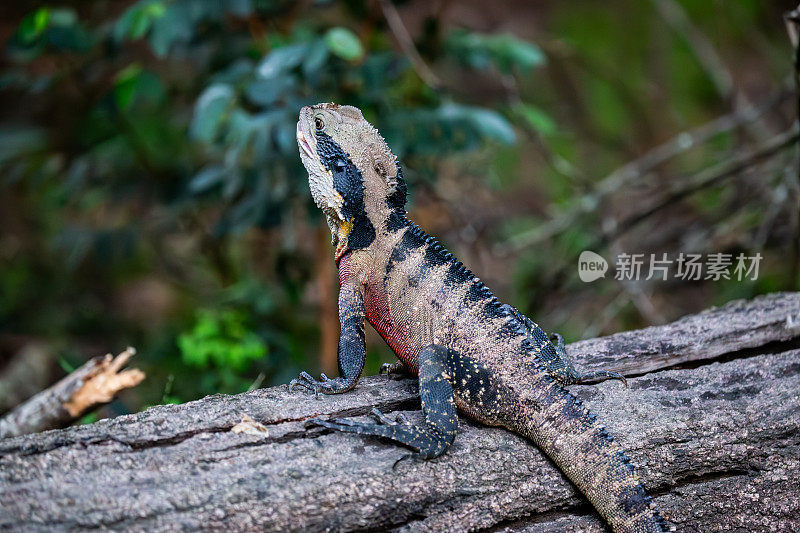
[{"xmin": 1, "ymin": 293, "xmax": 799, "ymax": 532}]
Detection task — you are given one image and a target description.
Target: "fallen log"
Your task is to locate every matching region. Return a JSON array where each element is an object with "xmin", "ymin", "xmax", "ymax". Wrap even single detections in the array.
[{"xmin": 1, "ymin": 292, "xmax": 799, "ymax": 532}]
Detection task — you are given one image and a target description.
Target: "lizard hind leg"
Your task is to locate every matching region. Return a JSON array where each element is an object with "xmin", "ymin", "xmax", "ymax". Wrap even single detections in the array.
[
  {"xmin": 502, "ymin": 304, "xmax": 627, "ymax": 387},
  {"xmin": 549, "ymin": 332, "xmax": 627, "ymax": 387},
  {"xmin": 308, "ymin": 344, "xmax": 458, "ymax": 461}
]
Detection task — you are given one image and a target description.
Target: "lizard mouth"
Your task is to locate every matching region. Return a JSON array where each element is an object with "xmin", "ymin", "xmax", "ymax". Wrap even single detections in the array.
[{"xmin": 296, "ymin": 128, "xmax": 314, "ymax": 158}]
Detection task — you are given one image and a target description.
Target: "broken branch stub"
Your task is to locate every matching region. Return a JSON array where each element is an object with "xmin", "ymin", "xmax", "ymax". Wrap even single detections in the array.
[{"xmin": 0, "ymin": 347, "xmax": 144, "ymax": 439}]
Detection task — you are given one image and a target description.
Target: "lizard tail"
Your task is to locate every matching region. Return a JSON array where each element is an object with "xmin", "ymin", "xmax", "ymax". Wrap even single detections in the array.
[{"xmin": 510, "ymin": 384, "xmax": 669, "ymax": 533}]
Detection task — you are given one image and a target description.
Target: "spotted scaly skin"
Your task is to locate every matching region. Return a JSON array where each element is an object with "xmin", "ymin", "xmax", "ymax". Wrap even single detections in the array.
[{"xmin": 290, "ymin": 103, "xmax": 668, "ymax": 532}]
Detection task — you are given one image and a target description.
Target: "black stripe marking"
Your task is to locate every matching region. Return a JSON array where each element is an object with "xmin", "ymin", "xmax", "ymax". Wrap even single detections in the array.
[
  {"xmin": 349, "ymin": 213, "xmax": 376, "ymax": 249},
  {"xmin": 315, "ymin": 131, "xmax": 375, "ymax": 250},
  {"xmin": 386, "ymin": 225, "xmax": 427, "ymax": 277},
  {"xmin": 465, "ymin": 281, "xmax": 490, "ymax": 303},
  {"xmin": 385, "ymin": 210, "xmax": 408, "ymax": 232},
  {"xmin": 619, "ymin": 485, "xmax": 651, "ymax": 515}
]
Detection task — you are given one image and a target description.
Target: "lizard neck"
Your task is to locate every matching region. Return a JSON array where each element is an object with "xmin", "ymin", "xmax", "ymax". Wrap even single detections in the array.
[{"xmin": 338, "ymin": 159, "xmax": 409, "ymax": 261}]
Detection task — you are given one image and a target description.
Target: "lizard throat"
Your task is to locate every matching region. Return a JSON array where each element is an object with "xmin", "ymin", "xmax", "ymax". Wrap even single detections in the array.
[{"xmin": 335, "ymin": 220, "xmax": 354, "ymax": 261}]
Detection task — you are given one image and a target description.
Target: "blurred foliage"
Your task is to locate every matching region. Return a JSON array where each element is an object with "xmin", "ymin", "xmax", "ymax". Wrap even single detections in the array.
[
  {"xmin": 178, "ymin": 309, "xmax": 267, "ymax": 372},
  {"xmin": 0, "ymin": 1, "xmax": 796, "ymax": 414}
]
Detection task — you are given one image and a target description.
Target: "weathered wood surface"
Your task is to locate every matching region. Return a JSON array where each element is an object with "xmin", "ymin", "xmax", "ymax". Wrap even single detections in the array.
[{"xmin": 1, "ymin": 292, "xmax": 799, "ymax": 532}]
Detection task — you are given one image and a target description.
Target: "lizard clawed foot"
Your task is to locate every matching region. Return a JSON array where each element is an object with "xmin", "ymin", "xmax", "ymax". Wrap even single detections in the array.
[
  {"xmin": 548, "ymin": 333, "xmax": 628, "ymax": 388},
  {"xmin": 549, "ymin": 332, "xmax": 567, "ymax": 351},
  {"xmin": 289, "ymin": 371, "xmax": 355, "ymax": 397},
  {"xmin": 578, "ymin": 370, "xmax": 628, "ymax": 388},
  {"xmin": 369, "ymin": 407, "xmax": 409, "ymax": 425}
]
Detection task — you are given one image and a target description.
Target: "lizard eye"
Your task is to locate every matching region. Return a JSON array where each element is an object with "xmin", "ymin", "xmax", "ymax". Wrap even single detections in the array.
[{"xmin": 314, "ymin": 116, "xmax": 325, "ymax": 132}]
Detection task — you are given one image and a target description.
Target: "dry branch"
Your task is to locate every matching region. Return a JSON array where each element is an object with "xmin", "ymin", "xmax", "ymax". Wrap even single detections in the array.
[
  {"xmin": 378, "ymin": 0, "xmax": 442, "ymax": 90},
  {"xmin": 605, "ymin": 127, "xmax": 800, "ymax": 243},
  {"xmin": 0, "ymin": 347, "xmax": 144, "ymax": 439},
  {"xmin": 1, "ymin": 293, "xmax": 799, "ymax": 531},
  {"xmin": 503, "ymin": 89, "xmax": 792, "ymax": 252}
]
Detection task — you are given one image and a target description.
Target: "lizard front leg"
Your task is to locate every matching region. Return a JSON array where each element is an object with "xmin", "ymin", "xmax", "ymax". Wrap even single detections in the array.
[
  {"xmin": 308, "ymin": 344, "xmax": 457, "ymax": 461},
  {"xmin": 290, "ymin": 280, "xmax": 365, "ymax": 395}
]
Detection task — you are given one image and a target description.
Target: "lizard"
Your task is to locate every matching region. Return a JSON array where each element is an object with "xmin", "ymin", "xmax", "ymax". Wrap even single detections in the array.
[{"xmin": 290, "ymin": 102, "xmax": 668, "ymax": 532}]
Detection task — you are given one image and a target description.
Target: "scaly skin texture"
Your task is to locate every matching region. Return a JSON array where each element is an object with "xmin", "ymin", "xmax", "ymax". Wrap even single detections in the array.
[{"xmin": 290, "ymin": 103, "xmax": 668, "ymax": 532}]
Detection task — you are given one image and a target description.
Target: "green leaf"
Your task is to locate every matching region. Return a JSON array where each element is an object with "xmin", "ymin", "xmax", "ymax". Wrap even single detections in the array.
[
  {"xmin": 470, "ymin": 108, "xmax": 516, "ymax": 144},
  {"xmin": 114, "ymin": 0, "xmax": 167, "ymax": 42},
  {"xmin": 148, "ymin": 3, "xmax": 190, "ymax": 57},
  {"xmin": 190, "ymin": 84, "xmax": 235, "ymax": 143},
  {"xmin": 488, "ymin": 33, "xmax": 545, "ymax": 72},
  {"xmin": 188, "ymin": 165, "xmax": 227, "ymax": 194},
  {"xmin": 18, "ymin": 8, "xmax": 50, "ymax": 44},
  {"xmin": 48, "ymin": 8, "xmax": 78, "ymax": 27},
  {"xmin": 516, "ymin": 104, "xmax": 557, "ymax": 136},
  {"xmin": 245, "ymin": 77, "xmax": 296, "ymax": 106},
  {"xmin": 324, "ymin": 27, "xmax": 364, "ymax": 61},
  {"xmin": 446, "ymin": 29, "xmax": 545, "ymax": 74},
  {"xmin": 57, "ymin": 356, "xmax": 76, "ymax": 373},
  {"xmin": 114, "ymin": 64, "xmax": 143, "ymax": 110},
  {"xmin": 79, "ymin": 413, "xmax": 99, "ymax": 425},
  {"xmin": 303, "ymin": 39, "xmax": 329, "ymax": 77},
  {"xmin": 128, "ymin": 10, "xmax": 151, "ymax": 40},
  {"xmin": 256, "ymin": 44, "xmax": 307, "ymax": 79}
]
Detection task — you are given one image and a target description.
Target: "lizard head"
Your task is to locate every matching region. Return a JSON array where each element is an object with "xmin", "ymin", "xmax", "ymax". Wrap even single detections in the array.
[{"xmin": 297, "ymin": 103, "xmax": 407, "ymax": 260}]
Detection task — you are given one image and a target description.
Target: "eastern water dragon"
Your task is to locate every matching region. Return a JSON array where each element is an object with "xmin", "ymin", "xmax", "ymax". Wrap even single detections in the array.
[{"xmin": 290, "ymin": 103, "xmax": 668, "ymax": 532}]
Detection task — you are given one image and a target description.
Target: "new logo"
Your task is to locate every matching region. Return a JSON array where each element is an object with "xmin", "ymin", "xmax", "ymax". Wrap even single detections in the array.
[{"xmin": 578, "ymin": 251, "xmax": 608, "ymax": 282}]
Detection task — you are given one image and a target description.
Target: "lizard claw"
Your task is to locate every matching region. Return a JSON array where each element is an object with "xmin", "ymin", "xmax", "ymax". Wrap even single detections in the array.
[
  {"xmin": 370, "ymin": 407, "xmax": 400, "ymax": 425},
  {"xmin": 392, "ymin": 453, "xmax": 416, "ymax": 471},
  {"xmin": 306, "ymin": 417, "xmax": 356, "ymax": 430},
  {"xmin": 305, "ymin": 417, "xmax": 326, "ymax": 428},
  {"xmin": 549, "ymin": 332, "xmax": 566, "ymax": 351},
  {"xmin": 379, "ymin": 361, "xmax": 407, "ymax": 380},
  {"xmin": 289, "ymin": 371, "xmax": 355, "ymax": 397},
  {"xmin": 289, "ymin": 371, "xmax": 322, "ymax": 398},
  {"xmin": 603, "ymin": 371, "xmax": 628, "ymax": 388}
]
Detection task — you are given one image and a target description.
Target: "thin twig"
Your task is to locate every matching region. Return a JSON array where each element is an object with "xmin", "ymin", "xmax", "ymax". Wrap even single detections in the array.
[
  {"xmin": 650, "ymin": 0, "xmax": 773, "ymax": 143},
  {"xmin": 605, "ymin": 127, "xmax": 800, "ymax": 244},
  {"xmin": 785, "ymin": 5, "xmax": 800, "ymax": 290},
  {"xmin": 378, "ymin": 0, "xmax": 442, "ymax": 90},
  {"xmin": 502, "ymin": 90, "xmax": 790, "ymax": 252},
  {"xmin": 649, "ymin": 0, "xmax": 732, "ymax": 98}
]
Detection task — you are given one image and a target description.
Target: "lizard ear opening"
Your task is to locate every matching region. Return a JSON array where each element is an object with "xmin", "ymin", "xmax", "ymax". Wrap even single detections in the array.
[
  {"xmin": 385, "ymin": 161, "xmax": 408, "ymax": 213},
  {"xmin": 367, "ymin": 144, "xmax": 407, "ymax": 213},
  {"xmin": 373, "ymin": 158, "xmax": 389, "ymax": 178}
]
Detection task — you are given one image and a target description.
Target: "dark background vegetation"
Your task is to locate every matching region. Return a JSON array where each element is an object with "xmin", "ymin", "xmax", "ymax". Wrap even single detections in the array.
[{"xmin": 1, "ymin": 0, "xmax": 797, "ymax": 419}]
